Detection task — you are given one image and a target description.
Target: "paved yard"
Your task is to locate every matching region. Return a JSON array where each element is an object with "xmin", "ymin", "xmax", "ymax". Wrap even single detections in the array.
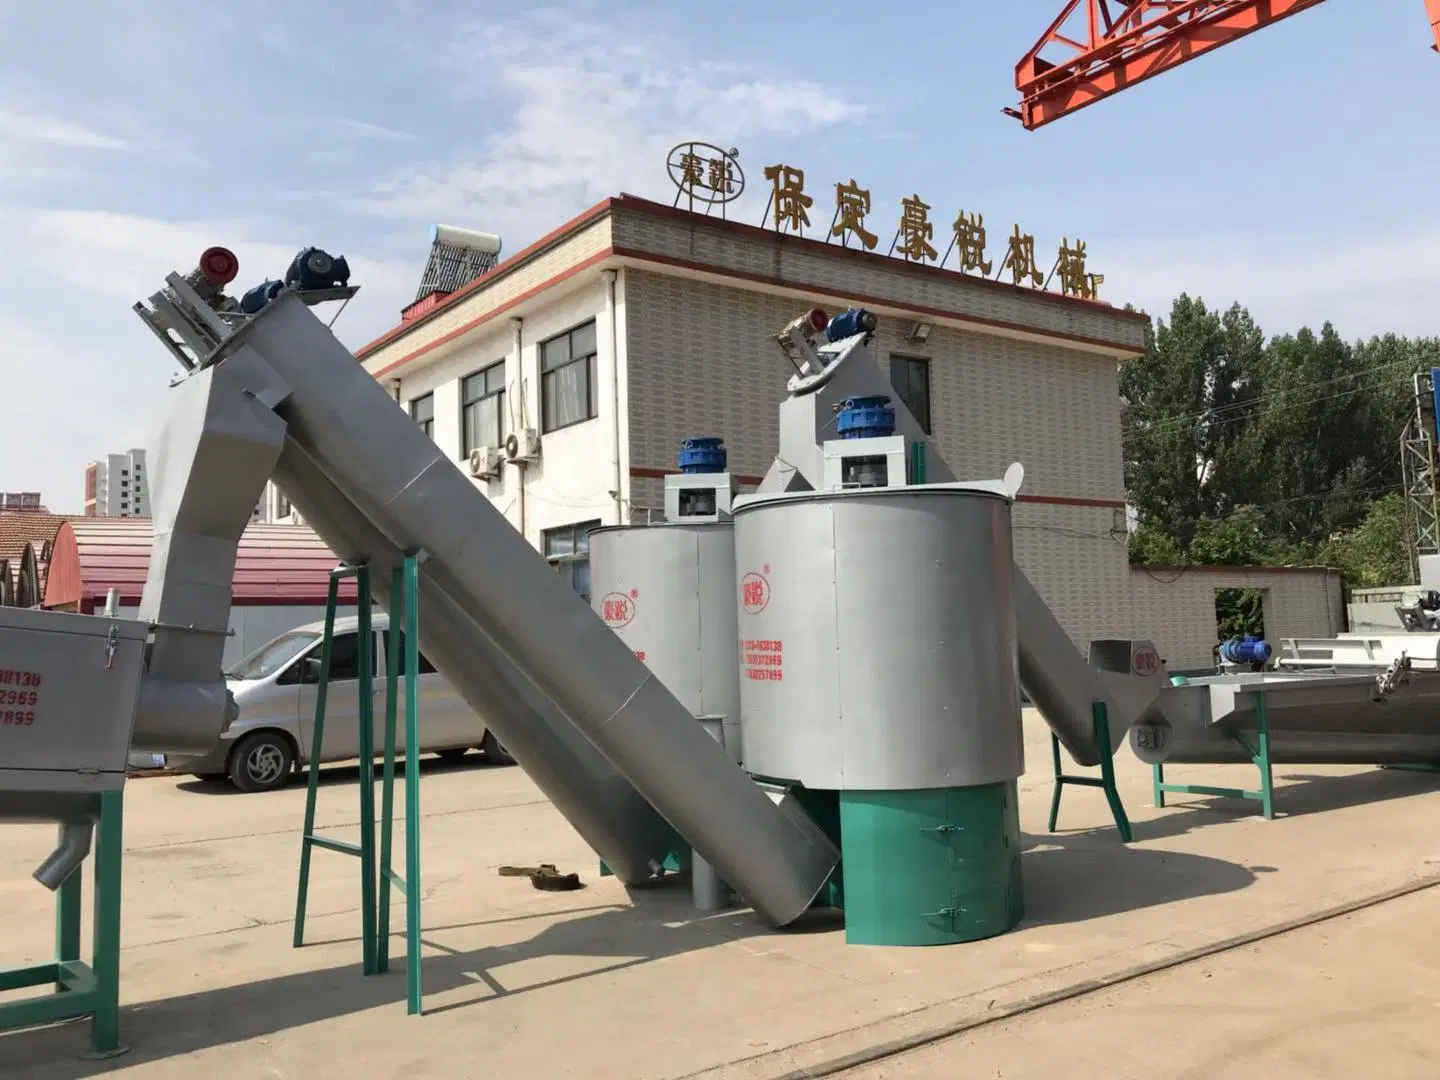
[{"xmin": 2, "ymin": 711, "xmax": 1439, "ymax": 1079}]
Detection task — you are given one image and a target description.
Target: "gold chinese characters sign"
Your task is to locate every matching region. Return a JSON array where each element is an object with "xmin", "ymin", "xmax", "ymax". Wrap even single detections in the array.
[
  {"xmin": 667, "ymin": 142, "xmax": 745, "ymax": 217},
  {"xmin": 674, "ymin": 145, "xmax": 1103, "ymax": 300}
]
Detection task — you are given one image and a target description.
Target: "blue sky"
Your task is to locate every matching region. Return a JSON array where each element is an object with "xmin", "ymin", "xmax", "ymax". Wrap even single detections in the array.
[{"xmin": 2, "ymin": 0, "xmax": 1436, "ymax": 511}]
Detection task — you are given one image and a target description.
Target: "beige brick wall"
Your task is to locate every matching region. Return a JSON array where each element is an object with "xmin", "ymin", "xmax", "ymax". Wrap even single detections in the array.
[
  {"xmin": 623, "ymin": 268, "xmax": 1136, "ymax": 648},
  {"xmin": 1129, "ymin": 566, "xmax": 1345, "ymax": 669},
  {"xmin": 1014, "ymin": 502, "xmax": 1133, "ymax": 647},
  {"xmin": 360, "ymin": 218, "xmax": 614, "ymax": 377},
  {"xmin": 610, "ymin": 204, "xmax": 1147, "ymax": 351}
]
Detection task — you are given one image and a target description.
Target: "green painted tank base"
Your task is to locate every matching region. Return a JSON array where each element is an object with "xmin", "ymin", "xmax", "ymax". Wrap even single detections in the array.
[{"xmin": 838, "ymin": 781, "xmax": 1024, "ymax": 947}]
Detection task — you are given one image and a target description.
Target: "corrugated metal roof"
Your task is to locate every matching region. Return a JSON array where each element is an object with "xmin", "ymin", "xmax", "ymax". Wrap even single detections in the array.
[
  {"xmin": 0, "ymin": 511, "xmax": 73, "ymax": 606},
  {"xmin": 42, "ymin": 518, "xmax": 359, "ymax": 608},
  {"xmin": 0, "ymin": 511, "xmax": 70, "ymax": 565}
]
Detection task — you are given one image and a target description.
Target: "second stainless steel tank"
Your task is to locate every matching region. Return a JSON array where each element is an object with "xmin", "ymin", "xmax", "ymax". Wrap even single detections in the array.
[
  {"xmin": 732, "ymin": 485, "xmax": 1024, "ymax": 790},
  {"xmin": 589, "ymin": 523, "xmax": 743, "ymax": 762}
]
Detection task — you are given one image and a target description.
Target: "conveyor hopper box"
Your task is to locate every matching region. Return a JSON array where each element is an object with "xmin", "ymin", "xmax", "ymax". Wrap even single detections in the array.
[{"xmin": 0, "ymin": 607, "xmax": 149, "ymax": 796}]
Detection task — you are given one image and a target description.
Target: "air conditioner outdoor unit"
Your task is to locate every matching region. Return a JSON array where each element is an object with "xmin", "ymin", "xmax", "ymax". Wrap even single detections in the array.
[
  {"xmin": 504, "ymin": 428, "xmax": 541, "ymax": 463},
  {"xmin": 468, "ymin": 446, "xmax": 503, "ymax": 479}
]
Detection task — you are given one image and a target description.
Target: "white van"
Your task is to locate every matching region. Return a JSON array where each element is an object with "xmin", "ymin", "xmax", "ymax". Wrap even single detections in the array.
[{"xmin": 169, "ymin": 613, "xmax": 514, "ymax": 792}]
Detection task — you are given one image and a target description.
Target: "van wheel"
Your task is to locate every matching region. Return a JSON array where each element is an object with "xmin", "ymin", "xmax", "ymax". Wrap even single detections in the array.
[
  {"xmin": 481, "ymin": 731, "xmax": 516, "ymax": 766},
  {"xmin": 229, "ymin": 732, "xmax": 295, "ymax": 793}
]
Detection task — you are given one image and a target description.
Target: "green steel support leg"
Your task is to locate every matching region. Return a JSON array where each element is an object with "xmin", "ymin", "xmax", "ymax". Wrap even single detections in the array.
[
  {"xmin": 1045, "ymin": 702, "xmax": 1131, "ymax": 842},
  {"xmin": 1046, "ymin": 731, "xmax": 1064, "ymax": 833},
  {"xmin": 1093, "ymin": 703, "xmax": 1133, "ymax": 842},
  {"xmin": 1153, "ymin": 762, "xmax": 1166, "ymax": 808},
  {"xmin": 355, "ymin": 572, "xmax": 378, "ymax": 977},
  {"xmin": 402, "ymin": 555, "xmax": 423, "ymax": 1015},
  {"xmin": 294, "ymin": 572, "xmax": 341, "ymax": 950},
  {"xmin": 55, "ymin": 849, "xmax": 81, "ymax": 990},
  {"xmin": 1254, "ymin": 690, "xmax": 1275, "ymax": 822},
  {"xmin": 376, "ymin": 555, "xmax": 424, "ymax": 1014},
  {"xmin": 377, "ymin": 567, "xmax": 402, "ymax": 976},
  {"xmin": 0, "ymin": 791, "xmax": 127, "ymax": 1056},
  {"xmin": 87, "ymin": 789, "xmax": 124, "ymax": 1058},
  {"xmin": 1151, "ymin": 690, "xmax": 1276, "ymax": 819},
  {"xmin": 294, "ymin": 565, "xmax": 379, "ymax": 975}
]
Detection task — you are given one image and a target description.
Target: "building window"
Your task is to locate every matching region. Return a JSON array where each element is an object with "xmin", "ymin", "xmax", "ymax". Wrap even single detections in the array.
[
  {"xmin": 889, "ymin": 354, "xmax": 932, "ymax": 434},
  {"xmin": 275, "ymin": 490, "xmax": 292, "ymax": 519},
  {"xmin": 461, "ymin": 362, "xmax": 507, "ymax": 452},
  {"xmin": 543, "ymin": 520, "xmax": 601, "ymax": 603},
  {"xmin": 540, "ymin": 320, "xmax": 599, "ymax": 432},
  {"xmin": 410, "ymin": 393, "xmax": 435, "ymax": 439}
]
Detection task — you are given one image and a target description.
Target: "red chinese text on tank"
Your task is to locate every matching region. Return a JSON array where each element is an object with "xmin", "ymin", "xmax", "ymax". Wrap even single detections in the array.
[
  {"xmin": 741, "ymin": 639, "xmax": 783, "ymax": 682},
  {"xmin": 600, "ymin": 592, "xmax": 636, "ymax": 629},
  {"xmin": 740, "ymin": 572, "xmax": 770, "ymax": 615},
  {"xmin": 1132, "ymin": 646, "xmax": 1161, "ymax": 677}
]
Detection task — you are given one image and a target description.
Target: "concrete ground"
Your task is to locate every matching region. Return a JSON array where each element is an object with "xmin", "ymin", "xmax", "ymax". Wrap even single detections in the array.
[{"xmin": 2, "ymin": 710, "xmax": 1439, "ymax": 1079}]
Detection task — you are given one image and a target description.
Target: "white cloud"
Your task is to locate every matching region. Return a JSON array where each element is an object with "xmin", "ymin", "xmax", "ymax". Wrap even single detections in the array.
[
  {"xmin": 1101, "ymin": 227, "xmax": 1440, "ymax": 340},
  {"xmin": 0, "ymin": 107, "xmax": 128, "ymax": 151},
  {"xmin": 351, "ymin": 9, "xmax": 867, "ymax": 241},
  {"xmin": 5, "ymin": 208, "xmax": 417, "ymax": 349},
  {"xmin": 0, "ymin": 312, "xmax": 156, "ymax": 513},
  {"xmin": 0, "ymin": 208, "xmax": 422, "ymax": 511},
  {"xmin": 335, "ymin": 118, "xmax": 420, "ymax": 143}
]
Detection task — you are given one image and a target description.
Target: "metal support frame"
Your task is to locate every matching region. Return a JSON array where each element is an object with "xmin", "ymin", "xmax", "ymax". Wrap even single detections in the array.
[
  {"xmin": 1010, "ymin": 1, "xmax": 1330, "ymax": 129},
  {"xmin": 0, "ymin": 789, "xmax": 125, "ymax": 1058},
  {"xmin": 1047, "ymin": 700, "xmax": 1132, "ymax": 842},
  {"xmin": 377, "ymin": 557, "xmax": 424, "ymax": 1015},
  {"xmin": 1152, "ymin": 688, "xmax": 1275, "ymax": 819},
  {"xmin": 1402, "ymin": 418, "xmax": 1439, "ymax": 584},
  {"xmin": 293, "ymin": 559, "xmax": 425, "ymax": 1014}
]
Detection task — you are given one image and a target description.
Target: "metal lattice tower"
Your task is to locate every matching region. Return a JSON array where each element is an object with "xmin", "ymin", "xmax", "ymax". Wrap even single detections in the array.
[{"xmin": 1402, "ymin": 371, "xmax": 1440, "ymax": 583}]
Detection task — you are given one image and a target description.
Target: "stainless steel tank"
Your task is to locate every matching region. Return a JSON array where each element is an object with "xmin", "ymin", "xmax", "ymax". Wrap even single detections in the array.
[
  {"xmin": 1130, "ymin": 671, "xmax": 1440, "ymax": 765},
  {"xmin": 589, "ymin": 523, "xmax": 743, "ymax": 762},
  {"xmin": 732, "ymin": 485, "xmax": 1024, "ymax": 790}
]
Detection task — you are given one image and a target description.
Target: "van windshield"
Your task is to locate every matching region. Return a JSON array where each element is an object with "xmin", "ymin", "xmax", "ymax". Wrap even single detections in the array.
[{"xmin": 225, "ymin": 631, "xmax": 320, "ymax": 681}]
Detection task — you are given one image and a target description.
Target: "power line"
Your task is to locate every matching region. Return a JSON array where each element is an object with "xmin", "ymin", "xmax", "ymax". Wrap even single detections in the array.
[
  {"xmin": 1121, "ymin": 354, "xmax": 1435, "ymax": 442},
  {"xmin": 1122, "ymin": 364, "xmax": 1421, "ymax": 444}
]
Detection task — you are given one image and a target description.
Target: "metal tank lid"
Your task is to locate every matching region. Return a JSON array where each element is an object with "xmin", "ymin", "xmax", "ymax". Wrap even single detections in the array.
[
  {"xmin": 589, "ymin": 520, "xmax": 734, "ymax": 537},
  {"xmin": 732, "ymin": 480, "xmax": 1016, "ymax": 516}
]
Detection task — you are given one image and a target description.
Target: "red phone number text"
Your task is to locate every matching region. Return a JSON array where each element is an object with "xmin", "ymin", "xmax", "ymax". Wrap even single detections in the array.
[
  {"xmin": 0, "ymin": 669, "xmax": 42, "ymax": 688},
  {"xmin": 2, "ymin": 710, "xmax": 35, "ymax": 726},
  {"xmin": 0, "ymin": 689, "xmax": 38, "ymax": 706}
]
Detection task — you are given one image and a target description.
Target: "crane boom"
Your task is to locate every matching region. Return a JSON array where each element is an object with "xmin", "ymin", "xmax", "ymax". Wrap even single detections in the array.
[{"xmin": 1009, "ymin": 0, "xmax": 1434, "ymax": 130}]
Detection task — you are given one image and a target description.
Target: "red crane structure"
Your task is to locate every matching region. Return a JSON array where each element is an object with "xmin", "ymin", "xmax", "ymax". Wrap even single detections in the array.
[{"xmin": 1009, "ymin": 0, "xmax": 1440, "ymax": 130}]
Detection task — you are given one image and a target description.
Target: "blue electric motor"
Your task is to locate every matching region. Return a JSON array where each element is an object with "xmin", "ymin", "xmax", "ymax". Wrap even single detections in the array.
[
  {"xmin": 285, "ymin": 247, "xmax": 352, "ymax": 291},
  {"xmin": 825, "ymin": 307, "xmax": 878, "ymax": 342},
  {"xmin": 239, "ymin": 279, "xmax": 285, "ymax": 315},
  {"xmin": 678, "ymin": 437, "xmax": 727, "ymax": 474},
  {"xmin": 835, "ymin": 396, "xmax": 896, "ymax": 440},
  {"xmin": 1219, "ymin": 635, "xmax": 1272, "ymax": 666}
]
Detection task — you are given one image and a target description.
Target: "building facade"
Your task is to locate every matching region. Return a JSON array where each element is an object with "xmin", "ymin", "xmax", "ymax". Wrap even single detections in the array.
[
  {"xmin": 348, "ymin": 194, "xmax": 1336, "ymax": 665},
  {"xmin": 84, "ymin": 449, "xmax": 150, "ymax": 517},
  {"xmin": 352, "ymin": 194, "xmax": 1142, "ymax": 638}
]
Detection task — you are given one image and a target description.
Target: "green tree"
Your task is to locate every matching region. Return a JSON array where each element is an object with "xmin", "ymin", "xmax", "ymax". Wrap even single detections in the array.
[
  {"xmin": 1317, "ymin": 492, "xmax": 1410, "ymax": 590},
  {"xmin": 1122, "ymin": 296, "xmax": 1262, "ymax": 549},
  {"xmin": 1124, "ymin": 298, "xmax": 1438, "ymax": 589}
]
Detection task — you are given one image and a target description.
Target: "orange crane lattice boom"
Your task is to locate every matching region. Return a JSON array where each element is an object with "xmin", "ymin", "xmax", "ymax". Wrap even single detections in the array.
[{"xmin": 1011, "ymin": 0, "xmax": 1440, "ymax": 130}]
